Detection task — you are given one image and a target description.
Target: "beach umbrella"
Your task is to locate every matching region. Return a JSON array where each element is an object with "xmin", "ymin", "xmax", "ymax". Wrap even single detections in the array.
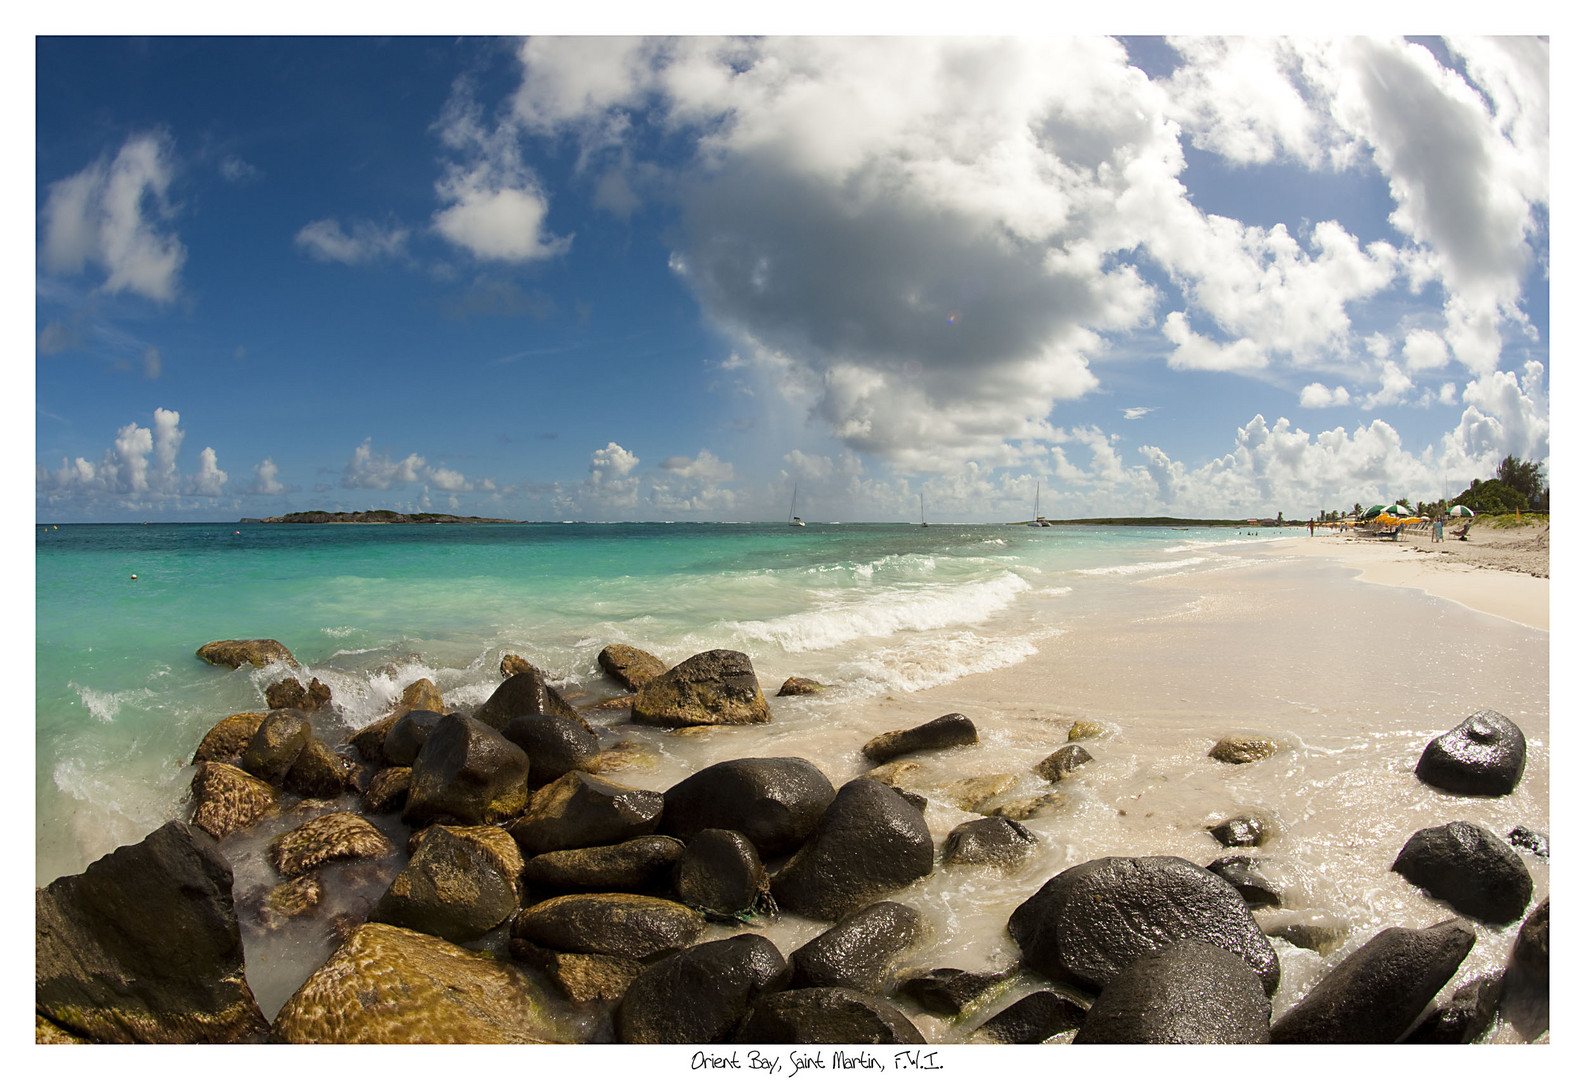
[
  {"xmin": 1379, "ymin": 504, "xmax": 1413, "ymax": 517},
  {"xmin": 1447, "ymin": 505, "xmax": 1475, "ymax": 517},
  {"xmin": 1363, "ymin": 504, "xmax": 1388, "ymax": 518}
]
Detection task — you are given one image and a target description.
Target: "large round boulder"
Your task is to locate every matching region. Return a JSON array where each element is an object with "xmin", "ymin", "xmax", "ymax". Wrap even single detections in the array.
[
  {"xmin": 196, "ymin": 638, "xmax": 296, "ymax": 669},
  {"xmin": 675, "ymin": 828, "xmax": 771, "ymax": 917},
  {"xmin": 189, "ymin": 760, "xmax": 277, "ymax": 840},
  {"xmin": 1391, "ymin": 820, "xmax": 1533, "ymax": 924},
  {"xmin": 500, "ymin": 712, "xmax": 602, "ymax": 786},
  {"xmin": 507, "ymin": 771, "xmax": 662, "ymax": 854},
  {"xmin": 736, "ymin": 987, "xmax": 925, "ymax": 1044},
  {"xmin": 861, "ymin": 712, "xmax": 978, "ymax": 764},
  {"xmin": 660, "ymin": 756, "xmax": 836, "ymax": 856},
  {"xmin": 597, "ymin": 643, "xmax": 668, "ymax": 692},
  {"xmin": 383, "ymin": 709, "xmax": 448, "ymax": 767},
  {"xmin": 522, "ymin": 835, "xmax": 685, "ymax": 894},
  {"xmin": 510, "ymin": 893, "xmax": 706, "ymax": 961},
  {"xmin": 35, "ymin": 821, "xmax": 269, "ymax": 1043},
  {"xmin": 238, "ymin": 708, "xmax": 313, "ymax": 786},
  {"xmin": 1008, "ymin": 855, "xmax": 1280, "ymax": 995},
  {"xmin": 370, "ymin": 825, "xmax": 522, "ymax": 944},
  {"xmin": 788, "ymin": 901, "xmax": 925, "ymax": 994},
  {"xmin": 631, "ymin": 649, "xmax": 772, "ymax": 727},
  {"xmin": 771, "ymin": 778, "xmax": 934, "ymax": 921},
  {"xmin": 192, "ymin": 711, "xmax": 267, "ymax": 765},
  {"xmin": 403, "ymin": 714, "xmax": 530, "ymax": 827},
  {"xmin": 1269, "ymin": 918, "xmax": 1476, "ymax": 1042},
  {"xmin": 474, "ymin": 669, "xmax": 586, "ymax": 730},
  {"xmin": 1074, "ymin": 941, "xmax": 1271, "ymax": 1043},
  {"xmin": 615, "ymin": 934, "xmax": 790, "ymax": 1043},
  {"xmin": 941, "ymin": 816, "xmax": 1038, "ymax": 869},
  {"xmin": 1414, "ymin": 709, "xmax": 1526, "ymax": 796}
]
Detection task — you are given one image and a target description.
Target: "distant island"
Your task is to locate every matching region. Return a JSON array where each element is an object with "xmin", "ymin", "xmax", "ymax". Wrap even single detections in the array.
[{"xmin": 240, "ymin": 510, "xmax": 523, "ymax": 524}]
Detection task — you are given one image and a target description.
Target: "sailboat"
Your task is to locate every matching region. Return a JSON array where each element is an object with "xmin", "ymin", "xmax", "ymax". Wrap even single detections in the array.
[
  {"xmin": 920, "ymin": 493, "xmax": 929, "ymax": 528},
  {"xmin": 1028, "ymin": 480, "xmax": 1051, "ymax": 526},
  {"xmin": 788, "ymin": 483, "xmax": 806, "ymax": 526}
]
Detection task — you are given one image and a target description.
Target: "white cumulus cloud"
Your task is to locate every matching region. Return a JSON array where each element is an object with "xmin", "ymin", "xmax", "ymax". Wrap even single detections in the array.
[{"xmin": 295, "ymin": 218, "xmax": 410, "ymax": 264}]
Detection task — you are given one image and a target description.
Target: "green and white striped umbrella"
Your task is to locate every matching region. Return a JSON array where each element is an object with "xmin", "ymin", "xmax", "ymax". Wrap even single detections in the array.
[
  {"xmin": 1446, "ymin": 505, "xmax": 1475, "ymax": 517},
  {"xmin": 1380, "ymin": 504, "xmax": 1413, "ymax": 516}
]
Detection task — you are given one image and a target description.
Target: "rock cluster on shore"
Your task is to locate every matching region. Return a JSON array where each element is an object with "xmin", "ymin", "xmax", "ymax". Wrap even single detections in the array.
[{"xmin": 35, "ymin": 641, "xmax": 1549, "ymax": 1045}]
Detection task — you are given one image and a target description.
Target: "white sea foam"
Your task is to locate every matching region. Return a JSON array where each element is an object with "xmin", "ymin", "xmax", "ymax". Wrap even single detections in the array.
[
  {"xmin": 69, "ymin": 683, "xmax": 155, "ymax": 725},
  {"xmin": 321, "ymin": 625, "xmax": 360, "ymax": 638},
  {"xmin": 836, "ymin": 628, "xmax": 1057, "ymax": 694},
  {"xmin": 1075, "ymin": 556, "xmax": 1208, "ymax": 577}
]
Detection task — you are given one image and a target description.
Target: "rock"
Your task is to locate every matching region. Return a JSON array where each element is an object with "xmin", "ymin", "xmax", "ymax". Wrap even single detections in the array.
[
  {"xmin": 361, "ymin": 766, "xmax": 412, "ymax": 815},
  {"xmin": 585, "ymin": 693, "xmax": 636, "ymax": 712},
  {"xmin": 892, "ymin": 787, "xmax": 928, "ymax": 813},
  {"xmin": 777, "ymin": 676, "xmax": 823, "ymax": 696},
  {"xmin": 585, "ymin": 738, "xmax": 658, "ymax": 773},
  {"xmin": 499, "ymin": 712, "xmax": 602, "ymax": 786},
  {"xmin": 1209, "ymin": 814, "xmax": 1268, "ymax": 848},
  {"xmin": 475, "ymin": 669, "xmax": 586, "ymax": 730},
  {"xmin": 1009, "ymin": 855, "xmax": 1280, "ymax": 995},
  {"xmin": 1034, "ymin": 743, "xmax": 1093, "ymax": 782},
  {"xmin": 1209, "ymin": 736, "xmax": 1280, "ymax": 764},
  {"xmin": 938, "ymin": 773, "xmax": 1018, "ymax": 811},
  {"xmin": 508, "ymin": 771, "xmax": 662, "ymax": 854},
  {"xmin": 631, "ymin": 649, "xmax": 772, "ymax": 727},
  {"xmin": 283, "ymin": 736, "xmax": 361, "ymax": 798},
  {"xmin": 676, "ymin": 828, "xmax": 772, "ymax": 918},
  {"xmin": 1509, "ymin": 825, "xmax": 1549, "ymax": 859},
  {"xmin": 1510, "ymin": 896, "xmax": 1548, "ymax": 981},
  {"xmin": 1257, "ymin": 910, "xmax": 1350, "ymax": 956},
  {"xmin": 523, "ymin": 835, "xmax": 686, "ymax": 894},
  {"xmin": 1269, "ymin": 919, "xmax": 1476, "ymax": 1043},
  {"xmin": 499, "ymin": 652, "xmax": 536, "ymax": 677},
  {"xmin": 616, "ymin": 934, "xmax": 791, "ymax": 1043},
  {"xmin": 597, "ymin": 643, "xmax": 668, "ymax": 691},
  {"xmin": 1206, "ymin": 854, "xmax": 1281, "ymax": 909},
  {"xmin": 1403, "ymin": 974, "xmax": 1503, "ymax": 1043},
  {"xmin": 266, "ymin": 873, "xmax": 323, "ymax": 920},
  {"xmin": 789, "ymin": 901, "xmax": 925, "ymax": 994},
  {"xmin": 1415, "ymin": 709, "xmax": 1527, "ymax": 796},
  {"xmin": 660, "ymin": 756, "xmax": 836, "ymax": 857},
  {"xmin": 36, "ymin": 1013, "xmax": 92, "ymax": 1043},
  {"xmin": 509, "ymin": 941, "xmax": 646, "ymax": 1004},
  {"xmin": 736, "ymin": 986, "xmax": 926, "ymax": 1044},
  {"xmin": 941, "ymin": 816, "xmax": 1038, "ymax": 869},
  {"xmin": 510, "ymin": 893, "xmax": 707, "ymax": 961},
  {"xmin": 264, "ymin": 676, "xmax": 332, "ymax": 711},
  {"xmin": 190, "ymin": 761, "xmax": 277, "ymax": 840},
  {"xmin": 272, "ymin": 922, "xmax": 562, "ymax": 1043},
  {"xmin": 267, "ymin": 811, "xmax": 394, "ymax": 878},
  {"xmin": 987, "ymin": 792, "xmax": 1070, "ymax": 820},
  {"xmin": 1074, "ymin": 941, "xmax": 1271, "ymax": 1044},
  {"xmin": 771, "ymin": 778, "xmax": 934, "ymax": 921},
  {"xmin": 370, "ymin": 825, "xmax": 522, "ymax": 944},
  {"xmin": 1391, "ymin": 820, "xmax": 1533, "ymax": 924},
  {"xmin": 383, "ymin": 709, "xmax": 448, "ymax": 767},
  {"xmin": 861, "ymin": 712, "xmax": 978, "ymax": 764},
  {"xmin": 196, "ymin": 638, "xmax": 296, "ymax": 669},
  {"xmin": 971, "ymin": 990, "xmax": 1087, "ymax": 1043},
  {"xmin": 899, "ymin": 965, "xmax": 1017, "ymax": 1016},
  {"xmin": 1068, "ymin": 719, "xmax": 1108, "ymax": 741},
  {"xmin": 863, "ymin": 760, "xmax": 923, "ymax": 787},
  {"xmin": 192, "ymin": 711, "xmax": 267, "ymax": 765},
  {"xmin": 351, "ymin": 678, "xmax": 445, "ymax": 763},
  {"xmin": 35, "ymin": 821, "xmax": 268, "ymax": 1043},
  {"xmin": 238, "ymin": 708, "xmax": 313, "ymax": 785},
  {"xmin": 403, "ymin": 713, "xmax": 530, "ymax": 827}
]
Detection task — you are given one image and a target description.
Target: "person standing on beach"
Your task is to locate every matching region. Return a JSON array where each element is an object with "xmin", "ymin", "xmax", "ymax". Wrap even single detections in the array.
[
  {"xmin": 1433, "ymin": 516, "xmax": 1444, "ymax": 543},
  {"xmin": 1308, "ymin": 518, "xmax": 1315, "ymax": 537}
]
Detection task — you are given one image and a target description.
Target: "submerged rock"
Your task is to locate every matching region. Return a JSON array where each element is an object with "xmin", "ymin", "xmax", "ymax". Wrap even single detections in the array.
[
  {"xmin": 523, "ymin": 835, "xmax": 685, "ymax": 894},
  {"xmin": 789, "ymin": 901, "xmax": 926, "ymax": 994},
  {"xmin": 1391, "ymin": 820, "xmax": 1533, "ymax": 924},
  {"xmin": 1415, "ymin": 709, "xmax": 1526, "ymax": 796},
  {"xmin": 1209, "ymin": 736, "xmax": 1280, "ymax": 764},
  {"xmin": 266, "ymin": 873, "xmax": 323, "ymax": 920},
  {"xmin": 938, "ymin": 773, "xmax": 1018, "ymax": 811},
  {"xmin": 196, "ymin": 638, "xmax": 296, "ymax": 669},
  {"xmin": 972, "ymin": 990, "xmax": 1087, "ymax": 1043},
  {"xmin": 899, "ymin": 965, "xmax": 1018, "ymax": 1017},
  {"xmin": 1068, "ymin": 719, "xmax": 1109, "ymax": 741},
  {"xmin": 1257, "ymin": 910, "xmax": 1350, "ymax": 957},
  {"xmin": 403, "ymin": 714, "xmax": 530, "ymax": 827},
  {"xmin": 1508, "ymin": 825, "xmax": 1549, "ymax": 859},
  {"xmin": 192, "ymin": 711, "xmax": 268, "ymax": 765},
  {"xmin": 508, "ymin": 771, "xmax": 662, "ymax": 854},
  {"xmin": 1034, "ymin": 743, "xmax": 1093, "ymax": 781},
  {"xmin": 1074, "ymin": 941, "xmax": 1271, "ymax": 1044},
  {"xmin": 268, "ymin": 811, "xmax": 394, "ymax": 878},
  {"xmin": 475, "ymin": 669, "xmax": 586, "ymax": 730},
  {"xmin": 861, "ymin": 712, "xmax": 978, "ymax": 764},
  {"xmin": 510, "ymin": 893, "xmax": 707, "ymax": 961},
  {"xmin": 660, "ymin": 756, "xmax": 836, "ymax": 856},
  {"xmin": 941, "ymin": 816, "xmax": 1038, "ymax": 869},
  {"xmin": 1209, "ymin": 814, "xmax": 1269, "ymax": 848},
  {"xmin": 736, "ymin": 986, "xmax": 925, "ymax": 1044},
  {"xmin": 35, "ymin": 821, "xmax": 269, "ymax": 1043},
  {"xmin": 1206, "ymin": 854, "xmax": 1282, "ymax": 909},
  {"xmin": 597, "ymin": 643, "xmax": 668, "ymax": 692},
  {"xmin": 631, "ymin": 649, "xmax": 772, "ymax": 727},
  {"xmin": 616, "ymin": 934, "xmax": 791, "ymax": 1044},
  {"xmin": 1269, "ymin": 919, "xmax": 1476, "ymax": 1043},
  {"xmin": 777, "ymin": 676, "xmax": 823, "ymax": 696},
  {"xmin": 987, "ymin": 792, "xmax": 1070, "ymax": 821},
  {"xmin": 190, "ymin": 760, "xmax": 277, "ymax": 840}
]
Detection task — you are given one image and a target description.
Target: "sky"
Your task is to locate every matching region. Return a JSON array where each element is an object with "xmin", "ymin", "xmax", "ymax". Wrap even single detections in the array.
[{"xmin": 32, "ymin": 26, "xmax": 1554, "ymax": 523}]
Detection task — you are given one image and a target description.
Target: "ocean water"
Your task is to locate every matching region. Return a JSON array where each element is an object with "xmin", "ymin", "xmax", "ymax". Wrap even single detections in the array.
[{"xmin": 34, "ymin": 520, "xmax": 1548, "ymax": 1040}]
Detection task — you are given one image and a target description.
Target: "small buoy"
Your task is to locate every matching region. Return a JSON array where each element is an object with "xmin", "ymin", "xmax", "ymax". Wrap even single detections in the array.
[{"xmin": 130, "ymin": 574, "xmax": 137, "ymax": 580}]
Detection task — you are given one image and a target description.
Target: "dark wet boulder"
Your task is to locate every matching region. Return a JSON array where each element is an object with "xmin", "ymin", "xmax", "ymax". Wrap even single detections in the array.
[
  {"xmin": 265, "ymin": 675, "xmax": 332, "ymax": 711},
  {"xmin": 192, "ymin": 711, "xmax": 267, "ymax": 765},
  {"xmin": 267, "ymin": 811, "xmax": 395, "ymax": 877},
  {"xmin": 1209, "ymin": 736, "xmax": 1280, "ymax": 764},
  {"xmin": 1009, "ymin": 855, "xmax": 1280, "ymax": 995},
  {"xmin": 1509, "ymin": 825, "xmax": 1549, "ymax": 859},
  {"xmin": 273, "ymin": 922, "xmax": 563, "ymax": 1043},
  {"xmin": 196, "ymin": 638, "xmax": 296, "ymax": 669},
  {"xmin": 941, "ymin": 816, "xmax": 1038, "ymax": 869},
  {"xmin": 789, "ymin": 901, "xmax": 925, "ymax": 993},
  {"xmin": 1075, "ymin": 941, "xmax": 1270, "ymax": 1043},
  {"xmin": 660, "ymin": 756, "xmax": 836, "ymax": 856},
  {"xmin": 403, "ymin": 714, "xmax": 530, "ymax": 827},
  {"xmin": 1415, "ymin": 709, "xmax": 1526, "ymax": 796},
  {"xmin": 1403, "ymin": 974, "xmax": 1503, "ymax": 1043},
  {"xmin": 1391, "ymin": 820, "xmax": 1532, "ymax": 924},
  {"xmin": 500, "ymin": 712, "xmax": 602, "ymax": 786},
  {"xmin": 508, "ymin": 771, "xmax": 662, "ymax": 854},
  {"xmin": 777, "ymin": 676, "xmax": 823, "ymax": 696},
  {"xmin": 616, "ymin": 934, "xmax": 790, "ymax": 1044},
  {"xmin": 1270, "ymin": 918, "xmax": 1476, "ymax": 1043},
  {"xmin": 383, "ymin": 709, "xmax": 449, "ymax": 767},
  {"xmin": 1206, "ymin": 854, "xmax": 1282, "ymax": 909},
  {"xmin": 350, "ymin": 678, "xmax": 445, "ymax": 764},
  {"xmin": 1510, "ymin": 896, "xmax": 1548, "ymax": 981},
  {"xmin": 371, "ymin": 825, "xmax": 522, "ymax": 944},
  {"xmin": 475, "ymin": 669, "xmax": 586, "ymax": 730},
  {"xmin": 1035, "ymin": 743, "xmax": 1093, "ymax": 781},
  {"xmin": 861, "ymin": 712, "xmax": 978, "ymax": 764},
  {"xmin": 597, "ymin": 643, "xmax": 668, "ymax": 691},
  {"xmin": 523, "ymin": 835, "xmax": 685, "ymax": 894},
  {"xmin": 972, "ymin": 990, "xmax": 1087, "ymax": 1043},
  {"xmin": 1209, "ymin": 813, "xmax": 1268, "ymax": 848},
  {"xmin": 238, "ymin": 708, "xmax": 313, "ymax": 785},
  {"xmin": 283, "ymin": 735, "xmax": 361, "ymax": 797},
  {"xmin": 771, "ymin": 778, "xmax": 934, "ymax": 921},
  {"xmin": 631, "ymin": 649, "xmax": 772, "ymax": 727},
  {"xmin": 675, "ymin": 828, "xmax": 772, "ymax": 918},
  {"xmin": 361, "ymin": 766, "xmax": 412, "ymax": 815},
  {"xmin": 190, "ymin": 760, "xmax": 277, "ymax": 840},
  {"xmin": 510, "ymin": 893, "xmax": 706, "ymax": 961},
  {"xmin": 899, "ymin": 965, "xmax": 1017, "ymax": 1016},
  {"xmin": 35, "ymin": 821, "xmax": 268, "ymax": 1043},
  {"xmin": 736, "ymin": 986, "xmax": 925, "ymax": 1044}
]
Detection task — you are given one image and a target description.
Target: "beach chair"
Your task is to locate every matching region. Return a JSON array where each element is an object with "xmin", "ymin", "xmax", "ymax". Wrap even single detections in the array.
[{"xmin": 1452, "ymin": 523, "xmax": 1470, "ymax": 541}]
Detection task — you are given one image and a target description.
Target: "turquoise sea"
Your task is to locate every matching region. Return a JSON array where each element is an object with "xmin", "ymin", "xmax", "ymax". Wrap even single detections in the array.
[{"xmin": 35, "ymin": 519, "xmax": 1268, "ymax": 884}]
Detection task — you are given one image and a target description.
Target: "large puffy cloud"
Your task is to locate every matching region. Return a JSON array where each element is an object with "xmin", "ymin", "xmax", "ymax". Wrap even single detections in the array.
[
  {"xmin": 341, "ymin": 437, "xmax": 481, "ymax": 492},
  {"xmin": 36, "ymin": 408, "xmax": 230, "ymax": 510},
  {"xmin": 40, "ymin": 133, "xmax": 186, "ymax": 302}
]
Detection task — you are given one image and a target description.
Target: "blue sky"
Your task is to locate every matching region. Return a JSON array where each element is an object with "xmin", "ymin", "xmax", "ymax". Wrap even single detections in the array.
[{"xmin": 33, "ymin": 30, "xmax": 1552, "ymax": 522}]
